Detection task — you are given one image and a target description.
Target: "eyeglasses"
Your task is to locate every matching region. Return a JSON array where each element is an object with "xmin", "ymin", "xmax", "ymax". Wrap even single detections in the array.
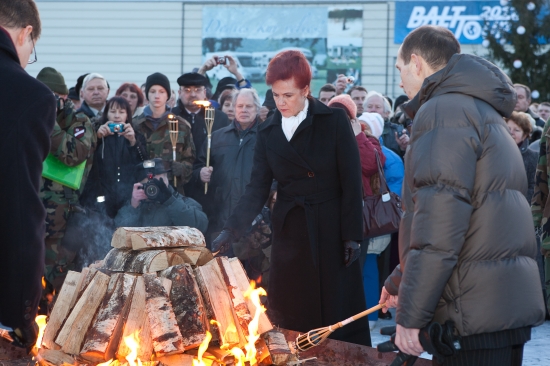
[
  {"xmin": 28, "ymin": 36, "xmax": 37, "ymax": 64},
  {"xmin": 182, "ymin": 87, "xmax": 205, "ymax": 94}
]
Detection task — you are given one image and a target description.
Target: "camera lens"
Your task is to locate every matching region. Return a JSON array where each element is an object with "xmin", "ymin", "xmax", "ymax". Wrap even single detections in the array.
[{"xmin": 145, "ymin": 184, "xmax": 159, "ymax": 199}]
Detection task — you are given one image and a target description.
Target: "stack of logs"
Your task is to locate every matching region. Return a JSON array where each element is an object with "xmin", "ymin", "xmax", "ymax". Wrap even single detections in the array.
[{"xmin": 38, "ymin": 226, "xmax": 295, "ymax": 366}]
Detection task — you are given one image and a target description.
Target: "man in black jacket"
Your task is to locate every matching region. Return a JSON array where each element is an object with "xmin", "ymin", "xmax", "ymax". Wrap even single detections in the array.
[{"xmin": 0, "ymin": 0, "xmax": 55, "ymax": 351}]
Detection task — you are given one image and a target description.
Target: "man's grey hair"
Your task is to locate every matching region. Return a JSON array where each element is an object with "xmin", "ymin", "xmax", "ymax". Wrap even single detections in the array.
[
  {"xmin": 82, "ymin": 73, "xmax": 108, "ymax": 91},
  {"xmin": 232, "ymin": 88, "xmax": 261, "ymax": 113},
  {"xmin": 365, "ymin": 91, "xmax": 393, "ymax": 117}
]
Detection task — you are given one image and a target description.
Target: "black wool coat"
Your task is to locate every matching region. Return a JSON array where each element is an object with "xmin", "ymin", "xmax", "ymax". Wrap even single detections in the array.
[
  {"xmin": 225, "ymin": 98, "xmax": 370, "ymax": 346},
  {"xmin": 0, "ymin": 28, "xmax": 55, "ymax": 329}
]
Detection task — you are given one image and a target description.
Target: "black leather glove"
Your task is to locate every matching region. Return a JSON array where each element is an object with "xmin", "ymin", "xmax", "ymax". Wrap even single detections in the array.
[
  {"xmin": 343, "ymin": 240, "xmax": 361, "ymax": 267},
  {"xmin": 212, "ymin": 229, "xmax": 236, "ymax": 254},
  {"xmin": 418, "ymin": 321, "xmax": 461, "ymax": 364},
  {"xmin": 153, "ymin": 178, "xmax": 172, "ymax": 204},
  {"xmin": 9, "ymin": 321, "xmax": 39, "ymax": 354}
]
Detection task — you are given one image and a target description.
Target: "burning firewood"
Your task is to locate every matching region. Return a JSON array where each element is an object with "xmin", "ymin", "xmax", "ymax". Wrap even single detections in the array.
[
  {"xmin": 194, "ymin": 259, "xmax": 241, "ymax": 348},
  {"xmin": 41, "ymin": 270, "xmax": 81, "ymax": 350},
  {"xmin": 159, "ymin": 264, "xmax": 209, "ymax": 350},
  {"xmin": 143, "ymin": 273, "xmax": 186, "ymax": 357},
  {"xmin": 262, "ymin": 330, "xmax": 296, "ymax": 365},
  {"xmin": 111, "ymin": 226, "xmax": 206, "ymax": 250},
  {"xmin": 56, "ymin": 271, "xmax": 111, "ymax": 355},
  {"xmin": 156, "ymin": 353, "xmax": 195, "ymax": 366},
  {"xmin": 103, "ymin": 248, "xmax": 170, "ymax": 273},
  {"xmin": 37, "ymin": 348, "xmax": 76, "ymax": 365},
  {"xmin": 80, "ymin": 274, "xmax": 137, "ymax": 363}
]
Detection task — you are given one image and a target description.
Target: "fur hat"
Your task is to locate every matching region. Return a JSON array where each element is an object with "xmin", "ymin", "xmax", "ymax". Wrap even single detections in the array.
[
  {"xmin": 145, "ymin": 72, "xmax": 171, "ymax": 100},
  {"xmin": 37, "ymin": 67, "xmax": 68, "ymax": 95},
  {"xmin": 328, "ymin": 94, "xmax": 357, "ymax": 120},
  {"xmin": 358, "ymin": 112, "xmax": 384, "ymax": 139}
]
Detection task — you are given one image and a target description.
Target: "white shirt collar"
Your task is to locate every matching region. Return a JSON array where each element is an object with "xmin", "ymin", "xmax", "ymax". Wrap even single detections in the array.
[{"xmin": 281, "ymin": 98, "xmax": 309, "ymax": 141}]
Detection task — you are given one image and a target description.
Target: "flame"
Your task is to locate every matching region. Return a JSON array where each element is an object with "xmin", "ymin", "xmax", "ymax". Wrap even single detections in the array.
[
  {"xmin": 35, "ymin": 315, "xmax": 47, "ymax": 350},
  {"xmin": 243, "ymin": 281, "xmax": 267, "ymax": 363},
  {"xmin": 97, "ymin": 359, "xmax": 114, "ymax": 366},
  {"xmin": 192, "ymin": 330, "xmax": 212, "ymax": 366},
  {"xmin": 230, "ymin": 347, "xmax": 246, "ymax": 366},
  {"xmin": 193, "ymin": 101, "xmax": 212, "ymax": 107},
  {"xmin": 41, "ymin": 277, "xmax": 46, "ymax": 289},
  {"xmin": 124, "ymin": 330, "xmax": 143, "ymax": 366}
]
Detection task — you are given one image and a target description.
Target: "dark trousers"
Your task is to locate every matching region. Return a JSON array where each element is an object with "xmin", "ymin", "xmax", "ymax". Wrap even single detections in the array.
[{"xmin": 432, "ymin": 344, "xmax": 524, "ymax": 366}]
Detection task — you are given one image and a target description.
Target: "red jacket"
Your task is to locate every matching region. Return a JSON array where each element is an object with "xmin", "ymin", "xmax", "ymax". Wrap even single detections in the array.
[{"xmin": 356, "ymin": 132, "xmax": 385, "ymax": 196}]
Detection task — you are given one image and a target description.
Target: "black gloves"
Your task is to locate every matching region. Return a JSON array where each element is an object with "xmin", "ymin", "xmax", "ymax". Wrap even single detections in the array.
[
  {"xmin": 153, "ymin": 178, "xmax": 172, "ymax": 204},
  {"xmin": 212, "ymin": 229, "xmax": 236, "ymax": 254},
  {"xmin": 10, "ymin": 321, "xmax": 39, "ymax": 354},
  {"xmin": 343, "ymin": 240, "xmax": 361, "ymax": 267}
]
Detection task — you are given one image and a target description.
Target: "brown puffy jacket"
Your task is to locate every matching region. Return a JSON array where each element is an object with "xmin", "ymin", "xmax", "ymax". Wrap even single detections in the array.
[{"xmin": 385, "ymin": 54, "xmax": 545, "ymax": 336}]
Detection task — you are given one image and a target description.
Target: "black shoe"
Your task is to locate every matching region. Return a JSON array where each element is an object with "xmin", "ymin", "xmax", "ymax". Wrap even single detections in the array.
[{"xmin": 378, "ymin": 309, "xmax": 392, "ymax": 320}]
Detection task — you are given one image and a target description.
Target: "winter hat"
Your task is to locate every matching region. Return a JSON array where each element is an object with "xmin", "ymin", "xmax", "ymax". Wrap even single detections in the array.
[
  {"xmin": 263, "ymin": 89, "xmax": 276, "ymax": 110},
  {"xmin": 145, "ymin": 72, "xmax": 171, "ymax": 100},
  {"xmin": 135, "ymin": 158, "xmax": 171, "ymax": 181},
  {"xmin": 36, "ymin": 67, "xmax": 68, "ymax": 95},
  {"xmin": 68, "ymin": 87, "xmax": 79, "ymax": 101},
  {"xmin": 212, "ymin": 77, "xmax": 237, "ymax": 101},
  {"xmin": 177, "ymin": 72, "xmax": 210, "ymax": 87},
  {"xmin": 328, "ymin": 94, "xmax": 357, "ymax": 120},
  {"xmin": 75, "ymin": 73, "xmax": 89, "ymax": 96},
  {"xmin": 394, "ymin": 94, "xmax": 409, "ymax": 112},
  {"xmin": 358, "ymin": 112, "xmax": 384, "ymax": 139}
]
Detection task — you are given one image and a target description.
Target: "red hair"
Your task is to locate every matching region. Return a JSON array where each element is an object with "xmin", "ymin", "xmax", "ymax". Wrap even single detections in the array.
[
  {"xmin": 116, "ymin": 82, "xmax": 145, "ymax": 107},
  {"xmin": 265, "ymin": 50, "xmax": 312, "ymax": 90}
]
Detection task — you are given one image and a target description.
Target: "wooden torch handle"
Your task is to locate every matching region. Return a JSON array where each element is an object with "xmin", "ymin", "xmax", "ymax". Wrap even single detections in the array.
[{"xmin": 333, "ymin": 303, "xmax": 386, "ymax": 330}]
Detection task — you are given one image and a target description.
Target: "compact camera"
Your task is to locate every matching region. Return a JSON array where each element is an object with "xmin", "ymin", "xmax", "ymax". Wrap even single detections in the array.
[
  {"xmin": 142, "ymin": 179, "xmax": 161, "ymax": 200},
  {"xmin": 215, "ymin": 56, "xmax": 227, "ymax": 65},
  {"xmin": 346, "ymin": 76, "xmax": 355, "ymax": 84},
  {"xmin": 108, "ymin": 123, "xmax": 125, "ymax": 133}
]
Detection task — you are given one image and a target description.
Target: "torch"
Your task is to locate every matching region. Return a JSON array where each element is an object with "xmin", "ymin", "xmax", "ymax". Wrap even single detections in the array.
[
  {"xmin": 193, "ymin": 101, "xmax": 215, "ymax": 194},
  {"xmin": 168, "ymin": 114, "xmax": 178, "ymax": 187}
]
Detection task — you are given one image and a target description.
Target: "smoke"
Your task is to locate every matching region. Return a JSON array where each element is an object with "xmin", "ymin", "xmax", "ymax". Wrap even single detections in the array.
[{"xmin": 72, "ymin": 208, "xmax": 115, "ymax": 270}]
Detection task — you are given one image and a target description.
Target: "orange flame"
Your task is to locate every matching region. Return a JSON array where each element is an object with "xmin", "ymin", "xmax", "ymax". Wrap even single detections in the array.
[
  {"xmin": 192, "ymin": 330, "xmax": 212, "ymax": 366},
  {"xmin": 124, "ymin": 330, "xmax": 143, "ymax": 366},
  {"xmin": 243, "ymin": 281, "xmax": 267, "ymax": 363},
  {"xmin": 193, "ymin": 101, "xmax": 212, "ymax": 108},
  {"xmin": 41, "ymin": 277, "xmax": 46, "ymax": 289},
  {"xmin": 34, "ymin": 315, "xmax": 47, "ymax": 350},
  {"xmin": 230, "ymin": 347, "xmax": 246, "ymax": 366},
  {"xmin": 96, "ymin": 359, "xmax": 114, "ymax": 366}
]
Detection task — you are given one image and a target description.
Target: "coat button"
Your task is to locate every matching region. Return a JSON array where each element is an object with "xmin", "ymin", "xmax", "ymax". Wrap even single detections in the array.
[
  {"xmin": 24, "ymin": 300, "xmax": 31, "ymax": 306},
  {"xmin": 25, "ymin": 307, "xmax": 31, "ymax": 313},
  {"xmin": 24, "ymin": 314, "xmax": 30, "ymax": 320},
  {"xmin": 308, "ymin": 171, "xmax": 315, "ymax": 178}
]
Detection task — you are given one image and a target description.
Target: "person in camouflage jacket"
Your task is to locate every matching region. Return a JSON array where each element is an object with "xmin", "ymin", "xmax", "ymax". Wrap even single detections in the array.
[
  {"xmin": 133, "ymin": 73, "xmax": 195, "ymax": 194},
  {"xmin": 532, "ymin": 119, "xmax": 550, "ymax": 314},
  {"xmin": 37, "ymin": 68, "xmax": 97, "ymax": 294}
]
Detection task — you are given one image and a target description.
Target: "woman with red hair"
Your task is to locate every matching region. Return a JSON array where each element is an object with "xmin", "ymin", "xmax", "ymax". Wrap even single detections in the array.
[
  {"xmin": 116, "ymin": 82, "xmax": 145, "ymax": 118},
  {"xmin": 212, "ymin": 50, "xmax": 370, "ymax": 346}
]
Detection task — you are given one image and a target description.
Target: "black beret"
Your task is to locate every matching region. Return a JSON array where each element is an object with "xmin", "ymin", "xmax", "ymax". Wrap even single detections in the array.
[{"xmin": 177, "ymin": 72, "xmax": 210, "ymax": 87}]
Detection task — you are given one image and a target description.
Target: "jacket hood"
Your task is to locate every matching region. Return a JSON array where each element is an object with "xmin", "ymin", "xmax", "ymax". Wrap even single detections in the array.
[
  {"xmin": 0, "ymin": 27, "xmax": 21, "ymax": 66},
  {"xmin": 404, "ymin": 54, "xmax": 516, "ymax": 119}
]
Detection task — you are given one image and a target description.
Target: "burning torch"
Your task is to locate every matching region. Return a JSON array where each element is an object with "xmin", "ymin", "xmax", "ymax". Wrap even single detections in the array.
[
  {"xmin": 193, "ymin": 101, "xmax": 215, "ymax": 194},
  {"xmin": 167, "ymin": 114, "xmax": 178, "ymax": 187}
]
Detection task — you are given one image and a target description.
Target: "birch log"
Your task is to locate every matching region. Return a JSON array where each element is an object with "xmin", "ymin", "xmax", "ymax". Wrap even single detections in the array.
[
  {"xmin": 102, "ymin": 248, "xmax": 169, "ymax": 273},
  {"xmin": 112, "ymin": 226, "xmax": 205, "ymax": 249}
]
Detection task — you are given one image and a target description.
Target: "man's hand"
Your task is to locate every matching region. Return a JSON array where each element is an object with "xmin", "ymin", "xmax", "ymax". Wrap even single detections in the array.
[
  {"xmin": 97, "ymin": 121, "xmax": 115, "ymax": 139},
  {"xmin": 379, "ymin": 286, "xmax": 398, "ymax": 312},
  {"xmin": 198, "ymin": 56, "xmax": 218, "ymax": 75},
  {"xmin": 224, "ymin": 55, "xmax": 244, "ymax": 81},
  {"xmin": 153, "ymin": 178, "xmax": 172, "ymax": 204},
  {"xmin": 395, "ymin": 130, "xmax": 410, "ymax": 151},
  {"xmin": 343, "ymin": 240, "xmax": 361, "ymax": 267},
  {"xmin": 395, "ymin": 324, "xmax": 424, "ymax": 357},
  {"xmin": 120, "ymin": 123, "xmax": 136, "ymax": 146},
  {"xmin": 335, "ymin": 74, "xmax": 347, "ymax": 95},
  {"xmin": 200, "ymin": 166, "xmax": 213, "ymax": 183},
  {"xmin": 212, "ymin": 229, "xmax": 236, "ymax": 254},
  {"xmin": 259, "ymin": 106, "xmax": 270, "ymax": 121},
  {"xmin": 131, "ymin": 183, "xmax": 147, "ymax": 208}
]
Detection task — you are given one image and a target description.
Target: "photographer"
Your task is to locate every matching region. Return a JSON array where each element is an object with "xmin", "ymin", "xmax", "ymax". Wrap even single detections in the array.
[
  {"xmin": 115, "ymin": 158, "xmax": 208, "ymax": 233},
  {"xmin": 199, "ymin": 54, "xmax": 252, "ymax": 103}
]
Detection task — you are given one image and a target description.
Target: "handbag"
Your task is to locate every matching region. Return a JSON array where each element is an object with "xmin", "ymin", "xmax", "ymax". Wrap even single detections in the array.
[{"xmin": 363, "ymin": 149, "xmax": 403, "ymax": 238}]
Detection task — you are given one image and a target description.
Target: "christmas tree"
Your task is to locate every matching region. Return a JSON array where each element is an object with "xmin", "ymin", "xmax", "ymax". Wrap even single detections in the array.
[{"xmin": 483, "ymin": 0, "xmax": 550, "ymax": 101}]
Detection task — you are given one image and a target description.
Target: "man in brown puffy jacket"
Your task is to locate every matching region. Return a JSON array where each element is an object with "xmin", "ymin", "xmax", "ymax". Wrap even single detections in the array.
[{"xmin": 380, "ymin": 25, "xmax": 545, "ymax": 365}]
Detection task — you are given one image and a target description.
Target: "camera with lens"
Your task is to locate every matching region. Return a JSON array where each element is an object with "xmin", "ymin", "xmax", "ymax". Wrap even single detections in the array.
[
  {"xmin": 215, "ymin": 56, "xmax": 227, "ymax": 65},
  {"xmin": 346, "ymin": 76, "xmax": 355, "ymax": 84},
  {"xmin": 108, "ymin": 123, "xmax": 125, "ymax": 133},
  {"xmin": 142, "ymin": 179, "xmax": 161, "ymax": 200}
]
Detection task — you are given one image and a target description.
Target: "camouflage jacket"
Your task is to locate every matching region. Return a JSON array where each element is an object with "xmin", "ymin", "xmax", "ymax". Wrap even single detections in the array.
[
  {"xmin": 532, "ymin": 119, "xmax": 550, "ymax": 249},
  {"xmin": 133, "ymin": 107, "xmax": 195, "ymax": 194},
  {"xmin": 40, "ymin": 99, "xmax": 97, "ymax": 204}
]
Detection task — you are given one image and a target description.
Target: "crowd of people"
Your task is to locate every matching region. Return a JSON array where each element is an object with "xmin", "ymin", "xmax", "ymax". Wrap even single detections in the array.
[{"xmin": 1, "ymin": 1, "xmax": 549, "ymax": 364}]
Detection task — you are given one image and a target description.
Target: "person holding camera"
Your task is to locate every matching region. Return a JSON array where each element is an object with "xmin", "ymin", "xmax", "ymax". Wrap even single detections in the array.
[
  {"xmin": 37, "ymin": 67, "xmax": 97, "ymax": 296},
  {"xmin": 81, "ymin": 96, "xmax": 148, "ymax": 219},
  {"xmin": 133, "ymin": 72, "xmax": 196, "ymax": 194},
  {"xmin": 199, "ymin": 54, "xmax": 252, "ymax": 102},
  {"xmin": 115, "ymin": 158, "xmax": 208, "ymax": 233}
]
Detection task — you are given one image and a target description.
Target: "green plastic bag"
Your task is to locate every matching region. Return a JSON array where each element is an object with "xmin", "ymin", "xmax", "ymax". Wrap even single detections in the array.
[{"xmin": 42, "ymin": 153, "xmax": 86, "ymax": 190}]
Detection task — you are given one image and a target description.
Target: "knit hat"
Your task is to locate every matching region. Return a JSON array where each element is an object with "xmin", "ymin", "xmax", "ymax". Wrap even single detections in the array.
[
  {"xmin": 212, "ymin": 77, "xmax": 237, "ymax": 101},
  {"xmin": 75, "ymin": 73, "xmax": 89, "ymax": 97},
  {"xmin": 177, "ymin": 72, "xmax": 210, "ymax": 87},
  {"xmin": 263, "ymin": 89, "xmax": 276, "ymax": 109},
  {"xmin": 68, "ymin": 87, "xmax": 79, "ymax": 101},
  {"xmin": 358, "ymin": 112, "xmax": 384, "ymax": 139},
  {"xmin": 36, "ymin": 67, "xmax": 68, "ymax": 95},
  {"xmin": 145, "ymin": 72, "xmax": 171, "ymax": 101},
  {"xmin": 328, "ymin": 94, "xmax": 357, "ymax": 120}
]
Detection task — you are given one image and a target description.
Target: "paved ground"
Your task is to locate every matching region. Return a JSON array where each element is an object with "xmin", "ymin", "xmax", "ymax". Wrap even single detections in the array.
[{"xmin": 369, "ymin": 309, "xmax": 550, "ymax": 365}]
